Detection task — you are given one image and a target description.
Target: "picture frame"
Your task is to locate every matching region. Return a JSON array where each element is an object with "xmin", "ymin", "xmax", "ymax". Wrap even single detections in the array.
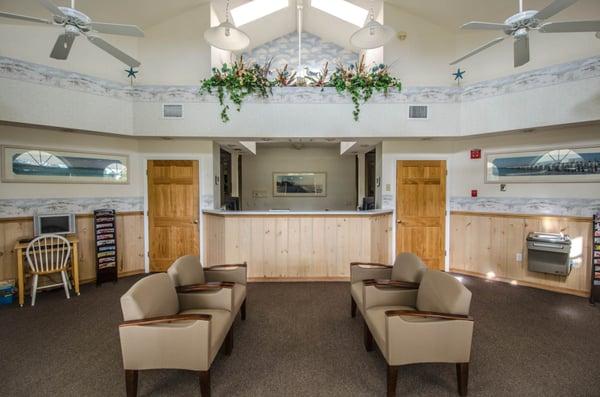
[
  {"xmin": 1, "ymin": 145, "xmax": 129, "ymax": 184},
  {"xmin": 485, "ymin": 146, "xmax": 600, "ymax": 183},
  {"xmin": 273, "ymin": 172, "xmax": 327, "ymax": 197}
]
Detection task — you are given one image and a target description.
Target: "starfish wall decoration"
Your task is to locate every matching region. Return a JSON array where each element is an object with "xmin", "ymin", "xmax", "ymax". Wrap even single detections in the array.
[
  {"xmin": 125, "ymin": 67, "xmax": 139, "ymax": 86},
  {"xmin": 453, "ymin": 68, "xmax": 466, "ymax": 86}
]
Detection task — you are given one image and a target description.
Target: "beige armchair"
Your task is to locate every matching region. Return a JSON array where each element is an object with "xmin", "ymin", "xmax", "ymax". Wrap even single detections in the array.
[
  {"xmin": 363, "ymin": 270, "xmax": 474, "ymax": 397},
  {"xmin": 350, "ymin": 252, "xmax": 426, "ymax": 318},
  {"xmin": 167, "ymin": 255, "xmax": 248, "ymax": 321},
  {"xmin": 119, "ymin": 273, "xmax": 234, "ymax": 397}
]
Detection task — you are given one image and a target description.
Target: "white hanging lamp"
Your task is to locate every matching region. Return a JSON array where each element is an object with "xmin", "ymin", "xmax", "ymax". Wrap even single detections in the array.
[
  {"xmin": 350, "ymin": 1, "xmax": 395, "ymax": 49},
  {"xmin": 204, "ymin": 0, "xmax": 250, "ymax": 51}
]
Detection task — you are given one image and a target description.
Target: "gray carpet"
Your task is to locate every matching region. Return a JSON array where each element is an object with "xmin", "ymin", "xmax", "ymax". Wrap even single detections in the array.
[{"xmin": 1, "ymin": 275, "xmax": 599, "ymax": 396}]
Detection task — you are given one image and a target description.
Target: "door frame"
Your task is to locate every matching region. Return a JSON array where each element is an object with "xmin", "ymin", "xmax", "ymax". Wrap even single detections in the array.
[
  {"xmin": 391, "ymin": 157, "xmax": 451, "ymax": 271},
  {"xmin": 142, "ymin": 155, "xmax": 205, "ymax": 273}
]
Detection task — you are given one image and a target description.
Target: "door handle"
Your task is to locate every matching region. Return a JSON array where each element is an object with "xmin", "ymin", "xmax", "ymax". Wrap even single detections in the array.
[
  {"xmin": 397, "ymin": 220, "xmax": 403, "ymax": 225},
  {"xmin": 193, "ymin": 219, "xmax": 199, "ymax": 224}
]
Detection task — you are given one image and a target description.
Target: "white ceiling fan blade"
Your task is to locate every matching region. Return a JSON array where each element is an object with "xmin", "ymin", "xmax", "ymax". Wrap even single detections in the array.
[
  {"xmin": 535, "ymin": 0, "xmax": 579, "ymax": 20},
  {"xmin": 87, "ymin": 35, "xmax": 141, "ymax": 67},
  {"xmin": 38, "ymin": 0, "xmax": 66, "ymax": 17},
  {"xmin": 460, "ymin": 21, "xmax": 511, "ymax": 30},
  {"xmin": 50, "ymin": 33, "xmax": 76, "ymax": 60},
  {"xmin": 0, "ymin": 11, "xmax": 52, "ymax": 24},
  {"xmin": 450, "ymin": 37, "xmax": 506, "ymax": 65},
  {"xmin": 90, "ymin": 22, "xmax": 145, "ymax": 37},
  {"xmin": 514, "ymin": 35, "xmax": 530, "ymax": 67},
  {"xmin": 540, "ymin": 20, "xmax": 600, "ymax": 33}
]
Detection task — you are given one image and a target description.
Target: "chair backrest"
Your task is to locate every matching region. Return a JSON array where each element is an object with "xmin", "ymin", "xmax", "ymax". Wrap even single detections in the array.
[
  {"xmin": 391, "ymin": 252, "xmax": 427, "ymax": 283},
  {"xmin": 416, "ymin": 270, "xmax": 472, "ymax": 316},
  {"xmin": 167, "ymin": 255, "xmax": 205, "ymax": 287},
  {"xmin": 25, "ymin": 234, "xmax": 71, "ymax": 274},
  {"xmin": 120, "ymin": 273, "xmax": 179, "ymax": 321}
]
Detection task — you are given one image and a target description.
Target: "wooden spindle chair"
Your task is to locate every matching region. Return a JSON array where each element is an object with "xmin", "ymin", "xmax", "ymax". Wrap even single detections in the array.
[{"xmin": 25, "ymin": 234, "xmax": 72, "ymax": 306}]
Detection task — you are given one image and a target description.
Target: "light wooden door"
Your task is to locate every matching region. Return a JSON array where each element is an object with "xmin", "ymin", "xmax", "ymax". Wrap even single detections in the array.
[
  {"xmin": 395, "ymin": 160, "xmax": 446, "ymax": 270},
  {"xmin": 147, "ymin": 160, "xmax": 199, "ymax": 272}
]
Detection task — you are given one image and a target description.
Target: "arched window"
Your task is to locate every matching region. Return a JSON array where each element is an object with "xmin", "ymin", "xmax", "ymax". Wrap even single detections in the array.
[
  {"xmin": 14, "ymin": 150, "xmax": 68, "ymax": 168},
  {"xmin": 104, "ymin": 162, "xmax": 127, "ymax": 180}
]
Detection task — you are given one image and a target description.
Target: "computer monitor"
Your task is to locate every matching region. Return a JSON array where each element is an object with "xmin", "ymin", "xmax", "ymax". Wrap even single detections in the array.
[{"xmin": 362, "ymin": 197, "xmax": 375, "ymax": 211}]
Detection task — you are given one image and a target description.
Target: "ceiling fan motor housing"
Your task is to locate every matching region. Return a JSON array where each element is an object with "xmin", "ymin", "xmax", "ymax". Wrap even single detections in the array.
[
  {"xmin": 54, "ymin": 7, "xmax": 91, "ymax": 32},
  {"xmin": 504, "ymin": 10, "xmax": 540, "ymax": 34}
]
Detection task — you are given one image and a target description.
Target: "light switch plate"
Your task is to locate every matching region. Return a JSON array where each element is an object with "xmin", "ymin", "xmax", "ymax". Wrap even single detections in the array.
[
  {"xmin": 516, "ymin": 253, "xmax": 523, "ymax": 262},
  {"xmin": 386, "ymin": 184, "xmax": 391, "ymax": 192}
]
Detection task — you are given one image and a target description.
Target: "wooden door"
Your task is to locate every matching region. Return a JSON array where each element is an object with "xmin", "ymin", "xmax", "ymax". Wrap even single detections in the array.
[
  {"xmin": 147, "ymin": 160, "xmax": 199, "ymax": 272},
  {"xmin": 395, "ymin": 160, "xmax": 446, "ymax": 270}
]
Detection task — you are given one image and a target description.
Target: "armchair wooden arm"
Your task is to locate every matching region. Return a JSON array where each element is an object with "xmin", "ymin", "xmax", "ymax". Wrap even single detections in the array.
[
  {"xmin": 350, "ymin": 262, "xmax": 393, "ymax": 268},
  {"xmin": 204, "ymin": 262, "xmax": 247, "ymax": 271},
  {"xmin": 385, "ymin": 310, "xmax": 473, "ymax": 321},
  {"xmin": 120, "ymin": 313, "xmax": 212, "ymax": 327},
  {"xmin": 364, "ymin": 279, "xmax": 420, "ymax": 290},
  {"xmin": 176, "ymin": 281, "xmax": 235, "ymax": 293}
]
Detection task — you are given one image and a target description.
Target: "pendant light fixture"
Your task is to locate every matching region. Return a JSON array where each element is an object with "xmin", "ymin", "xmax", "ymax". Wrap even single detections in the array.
[
  {"xmin": 349, "ymin": 0, "xmax": 395, "ymax": 49},
  {"xmin": 204, "ymin": 0, "xmax": 250, "ymax": 51}
]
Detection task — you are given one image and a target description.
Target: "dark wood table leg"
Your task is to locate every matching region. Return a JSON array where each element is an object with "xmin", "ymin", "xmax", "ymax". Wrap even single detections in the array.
[
  {"xmin": 241, "ymin": 298, "xmax": 247, "ymax": 320},
  {"xmin": 224, "ymin": 327, "xmax": 234, "ymax": 355},
  {"xmin": 363, "ymin": 320, "xmax": 373, "ymax": 352},
  {"xmin": 351, "ymin": 296, "xmax": 357, "ymax": 318}
]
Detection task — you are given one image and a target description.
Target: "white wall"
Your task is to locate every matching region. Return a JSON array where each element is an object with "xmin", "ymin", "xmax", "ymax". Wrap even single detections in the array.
[
  {"xmin": 241, "ymin": 145, "xmax": 357, "ymax": 211},
  {"xmin": 381, "ymin": 124, "xmax": 600, "ymax": 205}
]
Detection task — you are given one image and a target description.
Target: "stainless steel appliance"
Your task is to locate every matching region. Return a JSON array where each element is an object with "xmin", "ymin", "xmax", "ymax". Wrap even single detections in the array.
[{"xmin": 526, "ymin": 232, "xmax": 572, "ymax": 276}]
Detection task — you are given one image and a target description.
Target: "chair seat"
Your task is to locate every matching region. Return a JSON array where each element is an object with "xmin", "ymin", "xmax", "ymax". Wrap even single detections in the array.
[
  {"xmin": 233, "ymin": 283, "xmax": 246, "ymax": 314},
  {"xmin": 365, "ymin": 305, "xmax": 415, "ymax": 352},
  {"xmin": 180, "ymin": 309, "xmax": 231, "ymax": 362},
  {"xmin": 350, "ymin": 282, "xmax": 364, "ymax": 313}
]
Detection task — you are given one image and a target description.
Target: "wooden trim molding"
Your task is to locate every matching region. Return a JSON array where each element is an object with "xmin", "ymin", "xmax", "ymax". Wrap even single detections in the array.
[
  {"xmin": 0, "ymin": 211, "xmax": 144, "ymax": 223},
  {"xmin": 350, "ymin": 262, "xmax": 393, "ymax": 268},
  {"xmin": 450, "ymin": 211, "xmax": 591, "ymax": 222},
  {"xmin": 120, "ymin": 313, "xmax": 212, "ymax": 327},
  {"xmin": 204, "ymin": 262, "xmax": 247, "ymax": 270},
  {"xmin": 385, "ymin": 309, "xmax": 473, "ymax": 321}
]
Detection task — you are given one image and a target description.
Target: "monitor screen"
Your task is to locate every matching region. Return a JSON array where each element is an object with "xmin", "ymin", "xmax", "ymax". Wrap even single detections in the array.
[{"xmin": 40, "ymin": 215, "xmax": 71, "ymax": 234}]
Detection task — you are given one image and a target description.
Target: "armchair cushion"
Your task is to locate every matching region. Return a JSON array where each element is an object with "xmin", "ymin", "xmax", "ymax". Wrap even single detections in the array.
[
  {"xmin": 232, "ymin": 283, "xmax": 247, "ymax": 313},
  {"xmin": 180, "ymin": 309, "xmax": 231, "ymax": 363},
  {"xmin": 416, "ymin": 271, "xmax": 472, "ymax": 316},
  {"xmin": 167, "ymin": 255, "xmax": 205, "ymax": 286},
  {"xmin": 120, "ymin": 273, "xmax": 179, "ymax": 321},
  {"xmin": 391, "ymin": 252, "xmax": 426, "ymax": 283},
  {"xmin": 365, "ymin": 305, "xmax": 415, "ymax": 349}
]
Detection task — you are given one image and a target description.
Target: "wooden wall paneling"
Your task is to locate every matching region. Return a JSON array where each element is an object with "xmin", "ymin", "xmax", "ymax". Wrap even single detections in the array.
[
  {"xmin": 325, "ymin": 217, "xmax": 338, "ymax": 277},
  {"xmin": 0, "ymin": 219, "xmax": 33, "ymax": 281},
  {"xmin": 76, "ymin": 216, "xmax": 96, "ymax": 282},
  {"xmin": 275, "ymin": 217, "xmax": 289, "ymax": 278},
  {"xmin": 249, "ymin": 217, "xmax": 265, "ymax": 278},
  {"xmin": 263, "ymin": 217, "xmax": 277, "ymax": 277},
  {"xmin": 335, "ymin": 218, "xmax": 349, "ymax": 277},
  {"xmin": 237, "ymin": 217, "xmax": 252, "ymax": 268},
  {"xmin": 298, "ymin": 217, "xmax": 312, "ymax": 277},
  {"xmin": 450, "ymin": 212, "xmax": 592, "ymax": 296},
  {"xmin": 287, "ymin": 217, "xmax": 301, "ymax": 277},
  {"xmin": 312, "ymin": 217, "xmax": 327, "ymax": 277},
  {"xmin": 119, "ymin": 214, "xmax": 145, "ymax": 275}
]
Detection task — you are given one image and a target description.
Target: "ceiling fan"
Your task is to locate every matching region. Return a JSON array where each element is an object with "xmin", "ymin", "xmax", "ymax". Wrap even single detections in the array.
[
  {"xmin": 450, "ymin": 0, "xmax": 600, "ymax": 67},
  {"xmin": 0, "ymin": 0, "xmax": 144, "ymax": 67}
]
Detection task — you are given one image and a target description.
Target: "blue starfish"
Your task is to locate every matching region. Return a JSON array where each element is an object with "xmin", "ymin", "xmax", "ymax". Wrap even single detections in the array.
[
  {"xmin": 453, "ymin": 68, "xmax": 466, "ymax": 81},
  {"xmin": 125, "ymin": 67, "xmax": 139, "ymax": 78}
]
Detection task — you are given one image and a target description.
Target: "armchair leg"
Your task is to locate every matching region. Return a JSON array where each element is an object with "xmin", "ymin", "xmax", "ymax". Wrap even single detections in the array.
[
  {"xmin": 125, "ymin": 370, "xmax": 138, "ymax": 397},
  {"xmin": 363, "ymin": 320, "xmax": 373, "ymax": 352},
  {"xmin": 387, "ymin": 365, "xmax": 399, "ymax": 397},
  {"xmin": 456, "ymin": 363, "xmax": 469, "ymax": 396},
  {"xmin": 224, "ymin": 327, "xmax": 234, "ymax": 356},
  {"xmin": 351, "ymin": 296, "xmax": 357, "ymax": 318},
  {"xmin": 241, "ymin": 298, "xmax": 247, "ymax": 321},
  {"xmin": 199, "ymin": 370, "xmax": 211, "ymax": 397}
]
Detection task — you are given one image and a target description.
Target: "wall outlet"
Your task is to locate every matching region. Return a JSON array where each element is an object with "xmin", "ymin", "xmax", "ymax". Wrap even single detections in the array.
[{"xmin": 516, "ymin": 253, "xmax": 523, "ymax": 262}]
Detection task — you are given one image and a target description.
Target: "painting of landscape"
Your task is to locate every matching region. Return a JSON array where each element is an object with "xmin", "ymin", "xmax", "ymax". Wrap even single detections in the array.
[
  {"xmin": 486, "ymin": 147, "xmax": 600, "ymax": 183},
  {"xmin": 273, "ymin": 172, "xmax": 326, "ymax": 197}
]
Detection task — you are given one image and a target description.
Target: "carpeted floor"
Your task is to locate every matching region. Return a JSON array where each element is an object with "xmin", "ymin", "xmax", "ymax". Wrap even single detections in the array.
[{"xmin": 1, "ymin": 275, "xmax": 599, "ymax": 396}]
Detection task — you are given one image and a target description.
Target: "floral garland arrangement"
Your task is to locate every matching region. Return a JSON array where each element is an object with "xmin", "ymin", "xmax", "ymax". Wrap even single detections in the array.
[{"xmin": 199, "ymin": 55, "xmax": 401, "ymax": 123}]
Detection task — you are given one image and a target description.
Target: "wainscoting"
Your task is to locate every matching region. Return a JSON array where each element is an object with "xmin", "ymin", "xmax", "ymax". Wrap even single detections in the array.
[
  {"xmin": 204, "ymin": 212, "xmax": 393, "ymax": 280},
  {"xmin": 0, "ymin": 212, "xmax": 145, "ymax": 285},
  {"xmin": 450, "ymin": 211, "xmax": 592, "ymax": 297}
]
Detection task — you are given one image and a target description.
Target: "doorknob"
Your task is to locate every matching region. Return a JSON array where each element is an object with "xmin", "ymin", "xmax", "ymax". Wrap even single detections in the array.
[
  {"xmin": 193, "ymin": 219, "xmax": 199, "ymax": 224},
  {"xmin": 397, "ymin": 220, "xmax": 403, "ymax": 224}
]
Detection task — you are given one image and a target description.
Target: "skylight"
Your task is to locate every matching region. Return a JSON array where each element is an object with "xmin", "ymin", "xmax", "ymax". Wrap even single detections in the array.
[
  {"xmin": 230, "ymin": 0, "xmax": 289, "ymax": 27},
  {"xmin": 311, "ymin": 0, "xmax": 369, "ymax": 27}
]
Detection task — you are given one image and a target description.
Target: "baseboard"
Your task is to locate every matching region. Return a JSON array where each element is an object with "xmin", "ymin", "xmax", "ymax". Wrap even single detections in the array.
[{"xmin": 248, "ymin": 276, "xmax": 350, "ymax": 282}]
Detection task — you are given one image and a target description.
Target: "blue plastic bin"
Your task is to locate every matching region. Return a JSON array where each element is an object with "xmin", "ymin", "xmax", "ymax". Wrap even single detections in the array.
[{"xmin": 0, "ymin": 282, "xmax": 15, "ymax": 305}]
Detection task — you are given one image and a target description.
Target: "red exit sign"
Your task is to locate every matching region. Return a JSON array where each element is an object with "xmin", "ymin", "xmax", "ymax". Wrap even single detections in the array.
[{"xmin": 470, "ymin": 149, "xmax": 481, "ymax": 159}]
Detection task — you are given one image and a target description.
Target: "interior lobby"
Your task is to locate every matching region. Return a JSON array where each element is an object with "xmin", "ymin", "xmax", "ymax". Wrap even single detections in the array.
[{"xmin": 0, "ymin": 0, "xmax": 599, "ymax": 396}]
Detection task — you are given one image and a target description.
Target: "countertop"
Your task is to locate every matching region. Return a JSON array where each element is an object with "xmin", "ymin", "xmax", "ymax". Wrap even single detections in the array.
[{"xmin": 202, "ymin": 209, "xmax": 393, "ymax": 216}]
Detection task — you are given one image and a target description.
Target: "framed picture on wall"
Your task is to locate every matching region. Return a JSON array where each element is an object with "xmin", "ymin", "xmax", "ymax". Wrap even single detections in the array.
[
  {"xmin": 1, "ymin": 146, "xmax": 129, "ymax": 184},
  {"xmin": 485, "ymin": 146, "xmax": 600, "ymax": 183},
  {"xmin": 273, "ymin": 172, "xmax": 327, "ymax": 197}
]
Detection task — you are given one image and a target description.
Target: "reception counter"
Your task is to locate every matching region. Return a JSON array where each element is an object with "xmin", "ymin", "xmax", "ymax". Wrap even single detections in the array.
[{"xmin": 203, "ymin": 209, "xmax": 393, "ymax": 281}]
